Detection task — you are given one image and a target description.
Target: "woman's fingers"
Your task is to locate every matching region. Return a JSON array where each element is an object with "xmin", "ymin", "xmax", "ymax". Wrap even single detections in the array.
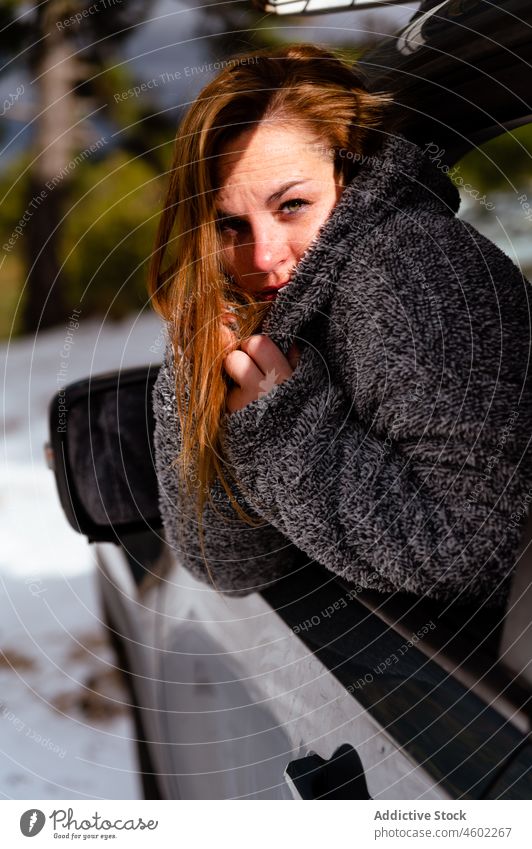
[
  {"xmin": 223, "ymin": 349, "xmax": 266, "ymax": 412},
  {"xmin": 223, "ymin": 348, "xmax": 263, "ymax": 387},
  {"xmin": 222, "ymin": 335, "xmax": 300, "ymax": 413},
  {"xmin": 239, "ymin": 334, "xmax": 294, "ymax": 382}
]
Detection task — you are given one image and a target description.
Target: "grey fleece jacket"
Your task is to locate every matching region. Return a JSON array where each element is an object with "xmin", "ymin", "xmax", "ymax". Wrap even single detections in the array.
[{"xmin": 152, "ymin": 133, "xmax": 532, "ymax": 605}]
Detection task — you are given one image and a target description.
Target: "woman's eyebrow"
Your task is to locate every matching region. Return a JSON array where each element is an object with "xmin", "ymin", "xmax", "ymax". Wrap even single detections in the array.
[
  {"xmin": 215, "ymin": 179, "xmax": 310, "ymax": 218},
  {"xmin": 267, "ymin": 178, "xmax": 310, "ymax": 204}
]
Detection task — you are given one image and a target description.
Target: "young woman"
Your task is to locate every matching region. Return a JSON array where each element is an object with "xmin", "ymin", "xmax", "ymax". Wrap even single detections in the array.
[{"xmin": 149, "ymin": 43, "xmax": 532, "ymax": 606}]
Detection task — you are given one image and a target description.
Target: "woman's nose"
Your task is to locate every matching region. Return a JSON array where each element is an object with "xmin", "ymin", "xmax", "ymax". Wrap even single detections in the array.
[{"xmin": 249, "ymin": 225, "xmax": 286, "ymax": 272}]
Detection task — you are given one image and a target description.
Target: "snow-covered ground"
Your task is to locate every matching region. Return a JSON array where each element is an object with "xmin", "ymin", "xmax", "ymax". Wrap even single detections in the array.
[{"xmin": 0, "ymin": 310, "xmax": 164, "ymax": 799}]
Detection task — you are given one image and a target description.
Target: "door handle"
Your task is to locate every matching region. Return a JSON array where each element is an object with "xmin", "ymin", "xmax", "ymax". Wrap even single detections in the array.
[{"xmin": 284, "ymin": 743, "xmax": 372, "ymax": 799}]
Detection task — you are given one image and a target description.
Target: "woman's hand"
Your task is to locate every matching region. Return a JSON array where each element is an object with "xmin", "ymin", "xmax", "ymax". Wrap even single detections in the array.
[{"xmin": 223, "ymin": 334, "xmax": 301, "ymax": 414}]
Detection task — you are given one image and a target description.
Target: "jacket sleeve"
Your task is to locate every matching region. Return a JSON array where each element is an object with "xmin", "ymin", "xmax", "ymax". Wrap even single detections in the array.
[
  {"xmin": 219, "ymin": 340, "xmax": 520, "ymax": 604},
  {"xmin": 152, "ymin": 342, "xmax": 307, "ymax": 596}
]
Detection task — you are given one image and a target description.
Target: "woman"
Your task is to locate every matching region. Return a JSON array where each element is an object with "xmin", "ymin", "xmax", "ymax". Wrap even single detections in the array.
[{"xmin": 149, "ymin": 43, "xmax": 532, "ymax": 606}]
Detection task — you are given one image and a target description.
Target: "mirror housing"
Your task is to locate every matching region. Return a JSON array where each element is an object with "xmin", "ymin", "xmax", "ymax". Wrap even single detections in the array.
[{"xmin": 46, "ymin": 365, "xmax": 162, "ymax": 543}]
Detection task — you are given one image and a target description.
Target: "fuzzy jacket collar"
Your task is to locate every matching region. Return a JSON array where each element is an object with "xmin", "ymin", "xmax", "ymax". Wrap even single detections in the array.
[{"xmin": 261, "ymin": 133, "xmax": 461, "ymax": 355}]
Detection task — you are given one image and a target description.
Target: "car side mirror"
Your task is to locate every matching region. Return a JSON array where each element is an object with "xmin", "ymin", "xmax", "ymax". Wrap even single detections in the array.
[{"xmin": 45, "ymin": 365, "xmax": 162, "ymax": 543}]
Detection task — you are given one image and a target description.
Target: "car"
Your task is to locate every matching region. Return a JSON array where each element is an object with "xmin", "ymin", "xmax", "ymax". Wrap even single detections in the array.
[{"xmin": 45, "ymin": 0, "xmax": 532, "ymax": 800}]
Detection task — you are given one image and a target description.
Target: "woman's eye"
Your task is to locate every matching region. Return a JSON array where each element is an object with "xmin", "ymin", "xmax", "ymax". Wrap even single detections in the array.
[
  {"xmin": 216, "ymin": 217, "xmax": 247, "ymax": 234},
  {"xmin": 281, "ymin": 198, "xmax": 310, "ymax": 214},
  {"xmin": 216, "ymin": 199, "xmax": 310, "ymax": 235}
]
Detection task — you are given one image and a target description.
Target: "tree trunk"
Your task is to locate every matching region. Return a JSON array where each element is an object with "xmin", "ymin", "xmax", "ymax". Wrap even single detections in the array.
[{"xmin": 22, "ymin": 1, "xmax": 81, "ymax": 332}]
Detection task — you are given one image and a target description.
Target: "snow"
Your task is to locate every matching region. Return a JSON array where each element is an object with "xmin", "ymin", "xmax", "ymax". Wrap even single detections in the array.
[{"xmin": 0, "ymin": 310, "xmax": 164, "ymax": 799}]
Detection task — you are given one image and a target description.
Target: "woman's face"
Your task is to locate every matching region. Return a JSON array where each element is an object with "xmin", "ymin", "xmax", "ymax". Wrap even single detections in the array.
[{"xmin": 214, "ymin": 123, "xmax": 344, "ymax": 301}]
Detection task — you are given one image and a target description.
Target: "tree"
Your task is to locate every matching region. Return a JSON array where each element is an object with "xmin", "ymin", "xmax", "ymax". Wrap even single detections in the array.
[{"xmin": 1, "ymin": 0, "xmax": 155, "ymax": 332}]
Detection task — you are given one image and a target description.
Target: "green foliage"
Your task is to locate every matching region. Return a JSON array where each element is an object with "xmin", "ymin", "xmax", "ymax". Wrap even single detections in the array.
[
  {"xmin": 0, "ymin": 149, "xmax": 166, "ymax": 337},
  {"xmin": 0, "ymin": 254, "xmax": 24, "ymax": 339},
  {"xmin": 0, "ymin": 155, "xmax": 33, "ymax": 337},
  {"xmin": 60, "ymin": 150, "xmax": 165, "ymax": 320},
  {"xmin": 0, "ymin": 152, "xmax": 32, "ymax": 225},
  {"xmin": 457, "ymin": 124, "xmax": 532, "ymax": 191}
]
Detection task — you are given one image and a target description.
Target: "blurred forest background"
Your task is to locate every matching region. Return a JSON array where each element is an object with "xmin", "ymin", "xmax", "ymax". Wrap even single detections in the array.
[{"xmin": 1, "ymin": 0, "xmax": 531, "ymax": 341}]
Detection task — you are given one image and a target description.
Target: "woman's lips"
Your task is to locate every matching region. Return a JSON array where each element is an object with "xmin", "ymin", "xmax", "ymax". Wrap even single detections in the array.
[{"xmin": 258, "ymin": 281, "xmax": 291, "ymax": 300}]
